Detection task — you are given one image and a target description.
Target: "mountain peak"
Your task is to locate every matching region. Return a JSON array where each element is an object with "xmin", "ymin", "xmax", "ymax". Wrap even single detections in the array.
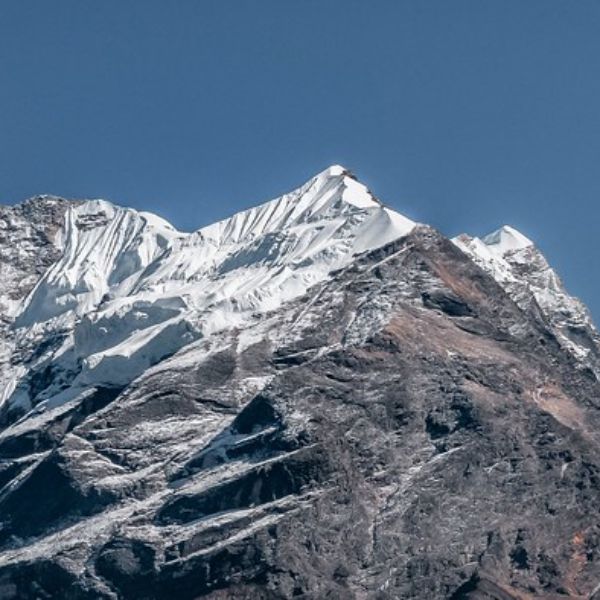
[
  {"xmin": 321, "ymin": 164, "xmax": 347, "ymax": 177},
  {"xmin": 482, "ymin": 224, "xmax": 533, "ymax": 254},
  {"xmin": 317, "ymin": 164, "xmax": 359, "ymax": 181},
  {"xmin": 1, "ymin": 195, "xmax": 81, "ymax": 215}
]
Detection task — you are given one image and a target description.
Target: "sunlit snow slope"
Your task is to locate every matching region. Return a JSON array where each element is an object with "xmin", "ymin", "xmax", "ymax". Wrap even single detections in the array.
[{"xmin": 1, "ymin": 166, "xmax": 415, "ymax": 417}]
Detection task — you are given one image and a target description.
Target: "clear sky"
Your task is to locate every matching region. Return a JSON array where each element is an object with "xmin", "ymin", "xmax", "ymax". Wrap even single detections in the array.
[{"xmin": 1, "ymin": 2, "xmax": 600, "ymax": 318}]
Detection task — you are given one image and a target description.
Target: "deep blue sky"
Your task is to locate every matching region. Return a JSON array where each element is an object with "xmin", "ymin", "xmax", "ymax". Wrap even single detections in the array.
[{"xmin": 2, "ymin": 2, "xmax": 600, "ymax": 318}]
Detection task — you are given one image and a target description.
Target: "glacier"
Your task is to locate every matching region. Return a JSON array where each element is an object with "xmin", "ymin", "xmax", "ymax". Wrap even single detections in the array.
[{"xmin": 0, "ymin": 166, "xmax": 416, "ymax": 418}]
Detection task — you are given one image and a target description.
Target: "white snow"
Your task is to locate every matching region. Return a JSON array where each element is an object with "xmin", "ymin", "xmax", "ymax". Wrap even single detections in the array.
[
  {"xmin": 2, "ymin": 166, "xmax": 417, "ymax": 413},
  {"xmin": 452, "ymin": 226, "xmax": 530, "ymax": 289},
  {"xmin": 481, "ymin": 225, "xmax": 533, "ymax": 256}
]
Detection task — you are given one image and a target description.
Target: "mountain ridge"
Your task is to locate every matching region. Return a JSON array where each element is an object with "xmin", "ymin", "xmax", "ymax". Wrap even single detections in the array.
[
  {"xmin": 1, "ymin": 166, "xmax": 417, "ymax": 421},
  {"xmin": 2, "ymin": 166, "xmax": 595, "ymax": 422},
  {"xmin": 0, "ymin": 168, "xmax": 599, "ymax": 598}
]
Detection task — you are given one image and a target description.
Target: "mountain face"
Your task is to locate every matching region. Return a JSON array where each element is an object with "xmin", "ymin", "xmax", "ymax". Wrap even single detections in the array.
[
  {"xmin": 0, "ymin": 168, "xmax": 599, "ymax": 599},
  {"xmin": 454, "ymin": 227, "xmax": 600, "ymax": 377}
]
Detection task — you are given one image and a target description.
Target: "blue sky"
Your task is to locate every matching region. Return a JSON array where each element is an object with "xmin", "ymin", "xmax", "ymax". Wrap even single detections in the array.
[{"xmin": 2, "ymin": 1, "xmax": 600, "ymax": 318}]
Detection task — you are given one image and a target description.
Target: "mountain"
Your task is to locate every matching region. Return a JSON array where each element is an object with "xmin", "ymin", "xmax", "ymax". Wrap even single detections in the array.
[
  {"xmin": 1, "ymin": 166, "xmax": 414, "ymax": 419},
  {"xmin": 454, "ymin": 226, "xmax": 600, "ymax": 377},
  {"xmin": 0, "ymin": 168, "xmax": 600, "ymax": 599}
]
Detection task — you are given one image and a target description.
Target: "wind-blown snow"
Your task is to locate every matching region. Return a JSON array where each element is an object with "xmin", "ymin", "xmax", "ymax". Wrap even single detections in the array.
[
  {"xmin": 16, "ymin": 200, "xmax": 179, "ymax": 327},
  {"xmin": 2, "ymin": 166, "xmax": 416, "ymax": 414}
]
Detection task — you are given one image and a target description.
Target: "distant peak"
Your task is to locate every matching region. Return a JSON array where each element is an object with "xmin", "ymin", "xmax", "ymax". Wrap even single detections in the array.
[
  {"xmin": 9, "ymin": 195, "xmax": 76, "ymax": 208},
  {"xmin": 482, "ymin": 225, "xmax": 533, "ymax": 253},
  {"xmin": 317, "ymin": 164, "xmax": 357, "ymax": 181},
  {"xmin": 26, "ymin": 194, "xmax": 67, "ymax": 202}
]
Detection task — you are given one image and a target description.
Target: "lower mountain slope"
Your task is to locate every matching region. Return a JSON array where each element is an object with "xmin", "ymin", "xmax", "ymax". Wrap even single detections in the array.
[{"xmin": 0, "ymin": 227, "xmax": 599, "ymax": 599}]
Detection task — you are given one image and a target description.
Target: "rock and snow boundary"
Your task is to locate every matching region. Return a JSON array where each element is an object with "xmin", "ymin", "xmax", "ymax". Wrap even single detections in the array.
[{"xmin": 0, "ymin": 165, "xmax": 596, "ymax": 422}]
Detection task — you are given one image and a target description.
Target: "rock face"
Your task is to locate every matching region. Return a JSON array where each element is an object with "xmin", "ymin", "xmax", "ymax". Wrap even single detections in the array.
[
  {"xmin": 0, "ymin": 170, "xmax": 599, "ymax": 599},
  {"xmin": 0, "ymin": 195, "xmax": 75, "ymax": 322},
  {"xmin": 0, "ymin": 196, "xmax": 79, "ymax": 423}
]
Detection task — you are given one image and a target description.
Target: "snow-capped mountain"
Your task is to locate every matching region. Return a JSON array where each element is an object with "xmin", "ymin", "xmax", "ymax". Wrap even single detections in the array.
[
  {"xmin": 1, "ymin": 167, "xmax": 600, "ymax": 599},
  {"xmin": 454, "ymin": 225, "xmax": 600, "ymax": 373},
  {"xmin": 1, "ymin": 166, "xmax": 415, "ymax": 419}
]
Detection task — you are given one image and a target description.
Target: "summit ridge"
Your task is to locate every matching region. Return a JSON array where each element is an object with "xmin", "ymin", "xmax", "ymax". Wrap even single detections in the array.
[{"xmin": 0, "ymin": 167, "xmax": 416, "ymax": 416}]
